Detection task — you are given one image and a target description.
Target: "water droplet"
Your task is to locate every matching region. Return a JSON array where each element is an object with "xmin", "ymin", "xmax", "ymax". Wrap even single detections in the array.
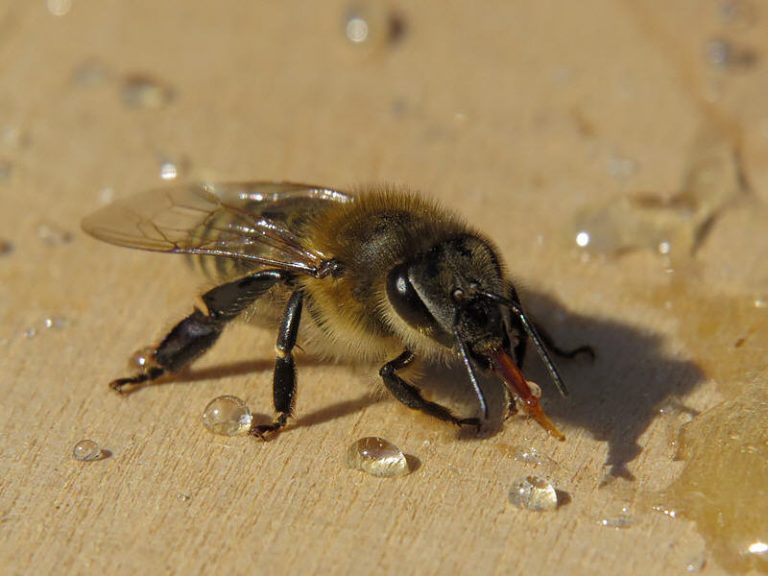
[
  {"xmin": 158, "ymin": 155, "xmax": 189, "ymax": 181},
  {"xmin": 345, "ymin": 16, "xmax": 369, "ymax": 43},
  {"xmin": 346, "ymin": 437, "xmax": 410, "ymax": 478},
  {"xmin": 202, "ymin": 395, "xmax": 253, "ymax": 436},
  {"xmin": 72, "ymin": 439, "xmax": 103, "ymax": 461},
  {"xmin": 705, "ymin": 38, "xmax": 757, "ymax": 70},
  {"xmin": 685, "ymin": 553, "xmax": 706, "ymax": 573},
  {"xmin": 747, "ymin": 541, "xmax": 768, "ymax": 555},
  {"xmin": 43, "ymin": 316, "xmax": 68, "ymax": 330},
  {"xmin": 129, "ymin": 346, "xmax": 155, "ymax": 371},
  {"xmin": 343, "ymin": 3, "xmax": 405, "ymax": 49},
  {"xmin": 121, "ymin": 74, "xmax": 175, "ymax": 110},
  {"xmin": 36, "ymin": 221, "xmax": 73, "ymax": 245},
  {"xmin": 177, "ymin": 493, "xmax": 192, "ymax": 503},
  {"xmin": 508, "ymin": 475, "xmax": 559, "ymax": 511},
  {"xmin": 599, "ymin": 506, "xmax": 635, "ymax": 528},
  {"xmin": 159, "ymin": 160, "xmax": 179, "ymax": 181},
  {"xmin": 47, "ymin": 0, "xmax": 72, "ymax": 17},
  {"xmin": 575, "ymin": 231, "xmax": 590, "ymax": 248},
  {"xmin": 98, "ymin": 186, "xmax": 115, "ymax": 204}
]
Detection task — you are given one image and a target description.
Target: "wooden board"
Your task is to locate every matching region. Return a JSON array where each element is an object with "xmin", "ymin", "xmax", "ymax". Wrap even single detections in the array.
[{"xmin": 2, "ymin": 2, "xmax": 767, "ymax": 574}]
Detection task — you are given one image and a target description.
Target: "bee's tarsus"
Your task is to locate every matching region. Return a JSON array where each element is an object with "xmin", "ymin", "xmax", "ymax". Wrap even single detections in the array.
[{"xmin": 250, "ymin": 413, "xmax": 290, "ymax": 440}]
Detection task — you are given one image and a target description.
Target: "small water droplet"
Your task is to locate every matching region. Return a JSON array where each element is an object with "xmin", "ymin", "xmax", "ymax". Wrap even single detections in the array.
[
  {"xmin": 47, "ymin": 0, "xmax": 72, "ymax": 17},
  {"xmin": 508, "ymin": 475, "xmax": 559, "ymax": 511},
  {"xmin": 747, "ymin": 541, "xmax": 768, "ymax": 555},
  {"xmin": 37, "ymin": 221, "xmax": 73, "ymax": 245},
  {"xmin": 705, "ymin": 38, "xmax": 757, "ymax": 70},
  {"xmin": 158, "ymin": 155, "xmax": 189, "ymax": 181},
  {"xmin": 121, "ymin": 74, "xmax": 174, "ymax": 110},
  {"xmin": 43, "ymin": 316, "xmax": 68, "ymax": 330},
  {"xmin": 345, "ymin": 16, "xmax": 369, "ymax": 43},
  {"xmin": 346, "ymin": 437, "xmax": 410, "ymax": 477},
  {"xmin": 685, "ymin": 552, "xmax": 707, "ymax": 574},
  {"xmin": 202, "ymin": 395, "xmax": 253, "ymax": 436},
  {"xmin": 129, "ymin": 346, "xmax": 155, "ymax": 371},
  {"xmin": 575, "ymin": 231, "xmax": 590, "ymax": 248},
  {"xmin": 343, "ymin": 3, "xmax": 405, "ymax": 49},
  {"xmin": 599, "ymin": 505, "xmax": 635, "ymax": 528},
  {"xmin": 159, "ymin": 160, "xmax": 179, "ymax": 181},
  {"xmin": 685, "ymin": 553, "xmax": 706, "ymax": 573},
  {"xmin": 72, "ymin": 439, "xmax": 103, "ymax": 461},
  {"xmin": 177, "ymin": 493, "xmax": 192, "ymax": 503},
  {"xmin": 98, "ymin": 186, "xmax": 115, "ymax": 204}
]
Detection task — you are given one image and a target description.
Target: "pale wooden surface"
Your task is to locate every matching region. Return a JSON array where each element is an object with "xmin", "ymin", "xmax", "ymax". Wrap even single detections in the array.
[{"xmin": 1, "ymin": 2, "xmax": 767, "ymax": 575}]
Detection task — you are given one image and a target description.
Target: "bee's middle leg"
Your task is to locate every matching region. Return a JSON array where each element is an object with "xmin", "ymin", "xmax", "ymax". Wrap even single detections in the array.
[
  {"xmin": 380, "ymin": 350, "xmax": 480, "ymax": 428},
  {"xmin": 250, "ymin": 289, "xmax": 303, "ymax": 440},
  {"xmin": 110, "ymin": 269, "xmax": 288, "ymax": 393}
]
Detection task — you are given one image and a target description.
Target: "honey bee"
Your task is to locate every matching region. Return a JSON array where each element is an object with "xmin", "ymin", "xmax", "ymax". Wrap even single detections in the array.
[{"xmin": 83, "ymin": 182, "xmax": 584, "ymax": 440}]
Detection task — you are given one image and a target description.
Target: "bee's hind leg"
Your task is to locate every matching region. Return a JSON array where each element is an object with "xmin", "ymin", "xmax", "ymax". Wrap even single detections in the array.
[
  {"xmin": 110, "ymin": 269, "xmax": 289, "ymax": 394},
  {"xmin": 250, "ymin": 289, "xmax": 303, "ymax": 440},
  {"xmin": 380, "ymin": 350, "xmax": 481, "ymax": 429}
]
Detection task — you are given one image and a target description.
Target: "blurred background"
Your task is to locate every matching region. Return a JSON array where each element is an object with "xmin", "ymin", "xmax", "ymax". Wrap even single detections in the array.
[{"xmin": 1, "ymin": 1, "xmax": 766, "ymax": 574}]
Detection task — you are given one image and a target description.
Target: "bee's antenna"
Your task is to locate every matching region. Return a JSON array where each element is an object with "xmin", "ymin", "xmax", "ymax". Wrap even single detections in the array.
[
  {"xmin": 453, "ymin": 326, "xmax": 489, "ymax": 420},
  {"xmin": 478, "ymin": 291, "xmax": 569, "ymax": 397}
]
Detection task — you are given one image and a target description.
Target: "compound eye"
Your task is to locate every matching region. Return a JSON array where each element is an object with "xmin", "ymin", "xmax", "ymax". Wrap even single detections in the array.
[{"xmin": 386, "ymin": 263, "xmax": 441, "ymax": 335}]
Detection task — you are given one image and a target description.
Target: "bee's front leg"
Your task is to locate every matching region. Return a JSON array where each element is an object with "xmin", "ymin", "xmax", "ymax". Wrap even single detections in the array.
[
  {"xmin": 379, "ymin": 350, "xmax": 480, "ymax": 429},
  {"xmin": 110, "ymin": 269, "xmax": 289, "ymax": 394},
  {"xmin": 250, "ymin": 289, "xmax": 303, "ymax": 440}
]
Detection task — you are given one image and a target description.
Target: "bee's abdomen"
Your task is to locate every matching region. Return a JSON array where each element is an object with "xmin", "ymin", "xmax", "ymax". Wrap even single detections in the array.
[{"xmin": 183, "ymin": 209, "xmax": 260, "ymax": 282}]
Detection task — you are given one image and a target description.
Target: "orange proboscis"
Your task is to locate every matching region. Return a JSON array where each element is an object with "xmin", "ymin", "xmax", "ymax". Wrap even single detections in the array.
[{"xmin": 492, "ymin": 350, "xmax": 566, "ymax": 441}]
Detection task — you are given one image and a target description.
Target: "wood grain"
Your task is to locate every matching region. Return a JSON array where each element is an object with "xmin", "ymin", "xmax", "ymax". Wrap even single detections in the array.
[{"xmin": 2, "ymin": 2, "xmax": 766, "ymax": 575}]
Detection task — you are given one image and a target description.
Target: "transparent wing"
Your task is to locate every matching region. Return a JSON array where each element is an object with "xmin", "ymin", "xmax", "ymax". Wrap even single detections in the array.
[{"xmin": 81, "ymin": 181, "xmax": 353, "ymax": 276}]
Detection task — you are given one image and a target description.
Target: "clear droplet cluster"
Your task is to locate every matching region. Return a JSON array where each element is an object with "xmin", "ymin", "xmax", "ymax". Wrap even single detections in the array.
[
  {"xmin": 599, "ymin": 505, "xmax": 635, "ymax": 529},
  {"xmin": 508, "ymin": 475, "xmax": 559, "ymax": 511},
  {"xmin": 346, "ymin": 437, "xmax": 410, "ymax": 477},
  {"xmin": 202, "ymin": 395, "xmax": 253, "ymax": 436},
  {"xmin": 37, "ymin": 221, "xmax": 73, "ymax": 245},
  {"xmin": 24, "ymin": 316, "xmax": 69, "ymax": 338}
]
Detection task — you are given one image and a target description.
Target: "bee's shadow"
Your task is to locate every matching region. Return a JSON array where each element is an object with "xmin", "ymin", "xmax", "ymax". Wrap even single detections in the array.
[{"xmin": 517, "ymin": 290, "xmax": 703, "ymax": 479}]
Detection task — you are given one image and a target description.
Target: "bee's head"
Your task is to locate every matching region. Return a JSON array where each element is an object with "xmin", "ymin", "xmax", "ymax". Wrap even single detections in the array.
[
  {"xmin": 386, "ymin": 235, "xmax": 506, "ymax": 352},
  {"xmin": 385, "ymin": 233, "xmax": 568, "ymax": 439}
]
